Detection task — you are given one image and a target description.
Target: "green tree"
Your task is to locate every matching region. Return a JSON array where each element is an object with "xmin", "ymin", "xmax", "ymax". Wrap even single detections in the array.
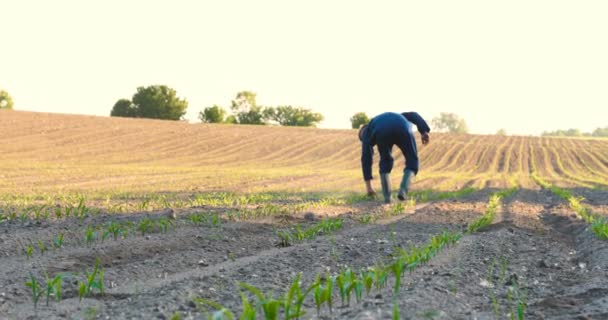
[
  {"xmin": 264, "ymin": 106, "xmax": 324, "ymax": 127},
  {"xmin": 132, "ymin": 85, "xmax": 188, "ymax": 120},
  {"xmin": 199, "ymin": 105, "xmax": 227, "ymax": 123},
  {"xmin": 592, "ymin": 126, "xmax": 608, "ymax": 137},
  {"xmin": 110, "ymin": 85, "xmax": 188, "ymax": 120},
  {"xmin": 431, "ymin": 112, "xmax": 468, "ymax": 133},
  {"xmin": 0, "ymin": 90, "xmax": 14, "ymax": 110},
  {"xmin": 225, "ymin": 115, "xmax": 237, "ymax": 124},
  {"xmin": 230, "ymin": 91, "xmax": 265, "ymax": 125},
  {"xmin": 350, "ymin": 112, "xmax": 370, "ymax": 129},
  {"xmin": 110, "ymin": 99, "xmax": 137, "ymax": 117},
  {"xmin": 496, "ymin": 128, "xmax": 507, "ymax": 136}
]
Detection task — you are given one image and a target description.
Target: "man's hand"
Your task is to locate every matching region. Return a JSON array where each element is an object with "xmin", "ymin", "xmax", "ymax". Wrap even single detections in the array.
[{"xmin": 421, "ymin": 132, "xmax": 430, "ymax": 145}]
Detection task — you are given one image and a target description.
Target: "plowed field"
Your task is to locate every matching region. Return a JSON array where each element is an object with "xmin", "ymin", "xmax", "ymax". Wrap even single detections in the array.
[{"xmin": 1, "ymin": 110, "xmax": 608, "ymax": 320}]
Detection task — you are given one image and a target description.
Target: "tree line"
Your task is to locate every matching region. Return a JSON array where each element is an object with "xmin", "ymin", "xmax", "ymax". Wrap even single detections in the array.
[
  {"xmin": 542, "ymin": 127, "xmax": 608, "ymax": 138},
  {"xmin": 110, "ymin": 86, "xmax": 324, "ymax": 127}
]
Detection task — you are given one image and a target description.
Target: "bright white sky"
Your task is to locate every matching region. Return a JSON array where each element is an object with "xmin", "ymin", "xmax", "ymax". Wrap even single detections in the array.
[{"xmin": 1, "ymin": 0, "xmax": 607, "ymax": 135}]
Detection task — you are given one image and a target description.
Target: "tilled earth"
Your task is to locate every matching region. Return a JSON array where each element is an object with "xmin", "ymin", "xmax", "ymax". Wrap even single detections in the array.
[{"xmin": 1, "ymin": 188, "xmax": 607, "ymax": 320}]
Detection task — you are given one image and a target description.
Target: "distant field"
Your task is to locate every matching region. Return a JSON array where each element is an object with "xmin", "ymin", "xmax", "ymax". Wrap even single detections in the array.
[
  {"xmin": 1, "ymin": 110, "xmax": 607, "ymax": 198},
  {"xmin": 2, "ymin": 110, "xmax": 608, "ymax": 319}
]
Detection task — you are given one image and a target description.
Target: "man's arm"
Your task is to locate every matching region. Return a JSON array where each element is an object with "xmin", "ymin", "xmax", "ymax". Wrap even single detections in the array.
[
  {"xmin": 401, "ymin": 112, "xmax": 431, "ymax": 134},
  {"xmin": 361, "ymin": 138, "xmax": 374, "ymax": 181}
]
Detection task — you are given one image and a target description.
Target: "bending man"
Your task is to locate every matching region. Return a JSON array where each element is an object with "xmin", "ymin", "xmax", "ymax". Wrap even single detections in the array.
[{"xmin": 359, "ymin": 112, "xmax": 430, "ymax": 203}]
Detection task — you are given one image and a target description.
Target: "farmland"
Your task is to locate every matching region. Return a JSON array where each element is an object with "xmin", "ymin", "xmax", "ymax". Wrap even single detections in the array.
[{"xmin": 1, "ymin": 110, "xmax": 608, "ymax": 319}]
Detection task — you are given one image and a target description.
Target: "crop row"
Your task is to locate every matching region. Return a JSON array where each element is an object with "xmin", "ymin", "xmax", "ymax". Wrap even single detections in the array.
[
  {"xmin": 195, "ymin": 189, "xmax": 517, "ymax": 320},
  {"xmin": 532, "ymin": 173, "xmax": 608, "ymax": 240}
]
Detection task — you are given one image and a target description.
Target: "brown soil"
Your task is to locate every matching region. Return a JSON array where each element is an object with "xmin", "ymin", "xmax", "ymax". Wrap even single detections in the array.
[{"xmin": 2, "ymin": 189, "xmax": 607, "ymax": 320}]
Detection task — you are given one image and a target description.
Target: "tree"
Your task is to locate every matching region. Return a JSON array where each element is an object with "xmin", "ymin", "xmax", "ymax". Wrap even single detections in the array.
[
  {"xmin": 431, "ymin": 112, "xmax": 469, "ymax": 133},
  {"xmin": 264, "ymin": 106, "xmax": 324, "ymax": 127},
  {"xmin": 230, "ymin": 91, "xmax": 266, "ymax": 125},
  {"xmin": 110, "ymin": 85, "xmax": 188, "ymax": 120},
  {"xmin": 0, "ymin": 90, "xmax": 13, "ymax": 110},
  {"xmin": 132, "ymin": 85, "xmax": 188, "ymax": 120},
  {"xmin": 199, "ymin": 105, "xmax": 227, "ymax": 123},
  {"xmin": 110, "ymin": 99, "xmax": 137, "ymax": 117},
  {"xmin": 496, "ymin": 129, "xmax": 507, "ymax": 136},
  {"xmin": 592, "ymin": 126, "xmax": 608, "ymax": 137},
  {"xmin": 350, "ymin": 112, "xmax": 370, "ymax": 129}
]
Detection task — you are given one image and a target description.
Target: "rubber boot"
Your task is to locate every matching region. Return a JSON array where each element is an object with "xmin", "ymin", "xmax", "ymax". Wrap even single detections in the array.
[
  {"xmin": 398, "ymin": 170, "xmax": 415, "ymax": 201},
  {"xmin": 380, "ymin": 173, "xmax": 392, "ymax": 204}
]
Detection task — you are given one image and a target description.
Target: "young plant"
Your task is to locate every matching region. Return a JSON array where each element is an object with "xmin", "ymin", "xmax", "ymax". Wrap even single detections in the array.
[
  {"xmin": 78, "ymin": 258, "xmax": 104, "ymax": 301},
  {"xmin": 85, "ymin": 225, "xmax": 96, "ymax": 245},
  {"xmin": 25, "ymin": 245, "xmax": 33, "ymax": 259},
  {"xmin": 25, "ymin": 273, "xmax": 42, "ymax": 308},
  {"xmin": 53, "ymin": 233, "xmax": 64, "ymax": 249},
  {"xmin": 45, "ymin": 273, "xmax": 63, "ymax": 306},
  {"xmin": 240, "ymin": 282, "xmax": 284, "ymax": 320},
  {"xmin": 137, "ymin": 217, "xmax": 154, "ymax": 236},
  {"xmin": 158, "ymin": 217, "xmax": 173, "ymax": 233},
  {"xmin": 193, "ymin": 298, "xmax": 235, "ymax": 320},
  {"xmin": 106, "ymin": 221, "xmax": 122, "ymax": 240},
  {"xmin": 37, "ymin": 240, "xmax": 47, "ymax": 255}
]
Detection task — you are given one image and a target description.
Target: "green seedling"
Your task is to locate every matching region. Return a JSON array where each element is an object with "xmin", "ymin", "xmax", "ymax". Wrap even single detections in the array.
[
  {"xmin": 277, "ymin": 230, "xmax": 293, "ymax": 247},
  {"xmin": 169, "ymin": 312, "xmax": 182, "ymax": 320},
  {"xmin": 393, "ymin": 297, "xmax": 400, "ymax": 320},
  {"xmin": 240, "ymin": 282, "xmax": 283, "ymax": 320},
  {"xmin": 53, "ymin": 233, "xmax": 64, "ymax": 249},
  {"xmin": 26, "ymin": 245, "xmax": 33, "ymax": 258},
  {"xmin": 362, "ymin": 270, "xmax": 374, "ymax": 296},
  {"xmin": 239, "ymin": 291, "xmax": 256, "ymax": 320},
  {"xmin": 288, "ymin": 273, "xmax": 318, "ymax": 319},
  {"xmin": 106, "ymin": 221, "xmax": 122, "ymax": 240},
  {"xmin": 158, "ymin": 217, "xmax": 173, "ymax": 233},
  {"xmin": 54, "ymin": 206, "xmax": 63, "ymax": 219},
  {"xmin": 37, "ymin": 240, "xmax": 47, "ymax": 255},
  {"xmin": 192, "ymin": 298, "xmax": 235, "ymax": 320},
  {"xmin": 189, "ymin": 213, "xmax": 205, "ymax": 225},
  {"xmin": 85, "ymin": 225, "xmax": 96, "ymax": 245},
  {"xmin": 32, "ymin": 205, "xmax": 47, "ymax": 220},
  {"xmin": 313, "ymin": 274, "xmax": 333, "ymax": 315},
  {"xmin": 390, "ymin": 258, "xmax": 406, "ymax": 295},
  {"xmin": 78, "ymin": 258, "xmax": 104, "ymax": 301},
  {"xmin": 25, "ymin": 273, "xmax": 42, "ymax": 308},
  {"xmin": 45, "ymin": 273, "xmax": 63, "ymax": 306},
  {"xmin": 137, "ymin": 217, "xmax": 154, "ymax": 236},
  {"xmin": 210, "ymin": 213, "xmax": 222, "ymax": 227}
]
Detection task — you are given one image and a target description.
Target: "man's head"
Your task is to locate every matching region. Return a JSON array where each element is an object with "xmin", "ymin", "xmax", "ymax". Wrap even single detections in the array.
[{"xmin": 358, "ymin": 124, "xmax": 368, "ymax": 142}]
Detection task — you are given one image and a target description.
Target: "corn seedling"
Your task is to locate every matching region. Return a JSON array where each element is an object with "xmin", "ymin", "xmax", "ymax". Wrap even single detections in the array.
[
  {"xmin": 137, "ymin": 217, "xmax": 154, "ymax": 236},
  {"xmin": 240, "ymin": 282, "xmax": 284, "ymax": 320},
  {"xmin": 25, "ymin": 273, "xmax": 42, "ymax": 308},
  {"xmin": 313, "ymin": 274, "xmax": 333, "ymax": 315},
  {"xmin": 239, "ymin": 291, "xmax": 256, "ymax": 320},
  {"xmin": 362, "ymin": 270, "xmax": 374, "ymax": 296},
  {"xmin": 45, "ymin": 273, "xmax": 63, "ymax": 306},
  {"xmin": 25, "ymin": 245, "xmax": 33, "ymax": 258},
  {"xmin": 54, "ymin": 206, "xmax": 63, "ymax": 219},
  {"xmin": 106, "ymin": 221, "xmax": 122, "ymax": 240},
  {"xmin": 189, "ymin": 213, "xmax": 205, "ymax": 225},
  {"xmin": 193, "ymin": 298, "xmax": 235, "ymax": 320},
  {"xmin": 85, "ymin": 225, "xmax": 96, "ymax": 245},
  {"xmin": 284, "ymin": 273, "xmax": 317, "ymax": 320},
  {"xmin": 390, "ymin": 258, "xmax": 406, "ymax": 295},
  {"xmin": 158, "ymin": 217, "xmax": 173, "ymax": 233},
  {"xmin": 78, "ymin": 258, "xmax": 104, "ymax": 301},
  {"xmin": 393, "ymin": 297, "xmax": 400, "ymax": 320},
  {"xmin": 170, "ymin": 312, "xmax": 182, "ymax": 320},
  {"xmin": 37, "ymin": 240, "xmax": 47, "ymax": 255},
  {"xmin": 53, "ymin": 233, "xmax": 64, "ymax": 249}
]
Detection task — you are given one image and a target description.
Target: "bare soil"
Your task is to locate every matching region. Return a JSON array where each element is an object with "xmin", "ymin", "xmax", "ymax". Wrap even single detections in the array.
[{"xmin": 2, "ymin": 189, "xmax": 607, "ymax": 320}]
